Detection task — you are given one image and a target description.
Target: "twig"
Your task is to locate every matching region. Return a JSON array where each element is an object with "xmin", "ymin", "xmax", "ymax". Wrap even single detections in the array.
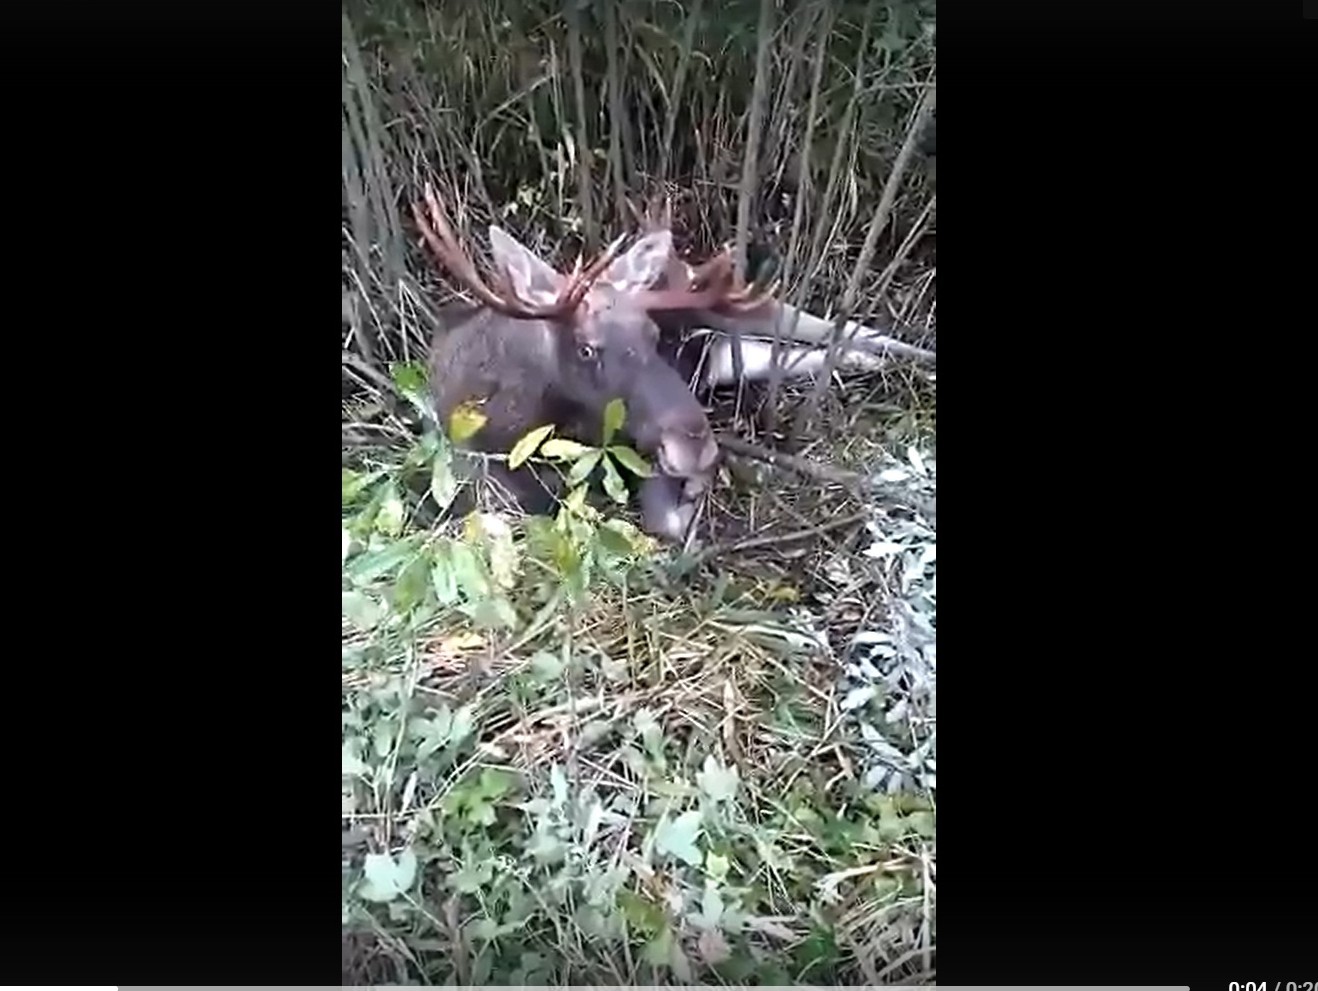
[
  {"xmin": 764, "ymin": 1, "xmax": 834, "ymax": 435},
  {"xmin": 730, "ymin": 0, "xmax": 778, "ymax": 416},
  {"xmin": 343, "ymin": 350, "xmax": 404, "ymax": 399},
  {"xmin": 807, "ymin": 79, "xmax": 937, "ymax": 421},
  {"xmin": 716, "ymin": 432, "xmax": 937, "ymax": 523},
  {"xmin": 565, "ymin": 2, "xmax": 595, "ymax": 250},
  {"xmin": 678, "ymin": 509, "xmax": 871, "ymax": 572},
  {"xmin": 604, "ymin": 2, "xmax": 627, "ymax": 223},
  {"xmin": 716, "ymin": 433, "xmax": 864, "ymax": 489},
  {"xmin": 658, "ymin": 0, "xmax": 703, "ymax": 186}
]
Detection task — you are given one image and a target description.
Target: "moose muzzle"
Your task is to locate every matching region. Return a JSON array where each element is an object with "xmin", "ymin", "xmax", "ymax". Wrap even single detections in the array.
[{"xmin": 657, "ymin": 426, "xmax": 719, "ymax": 488}]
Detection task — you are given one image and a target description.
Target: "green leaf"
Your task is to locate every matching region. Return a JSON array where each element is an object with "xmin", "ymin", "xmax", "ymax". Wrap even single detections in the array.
[
  {"xmin": 642, "ymin": 927, "xmax": 675, "ymax": 967},
  {"xmin": 566, "ymin": 450, "xmax": 602, "ymax": 487},
  {"xmin": 907, "ymin": 809, "xmax": 936, "ymax": 839},
  {"xmin": 391, "ymin": 556, "xmax": 431, "ymax": 614},
  {"xmin": 470, "ymin": 513, "xmax": 520, "ymax": 589},
  {"xmin": 669, "ymin": 934, "xmax": 694, "ymax": 982},
  {"xmin": 390, "ymin": 361, "xmax": 432, "ymax": 419},
  {"xmin": 509, "ymin": 424, "xmax": 554, "ymax": 468},
  {"xmin": 793, "ymin": 926, "xmax": 843, "ymax": 981},
  {"xmin": 655, "ymin": 809, "xmax": 703, "ymax": 867},
  {"xmin": 563, "ymin": 484, "xmax": 590, "ymax": 516},
  {"xmin": 450, "ymin": 858, "xmax": 494, "ymax": 894},
  {"xmin": 696, "ymin": 755, "xmax": 740, "ymax": 803},
  {"xmin": 358, "ymin": 847, "xmax": 418, "ymax": 903},
  {"xmin": 341, "ymin": 528, "xmax": 352, "ymax": 565},
  {"xmin": 601, "ymin": 456, "xmax": 629, "ymax": 504},
  {"xmin": 345, "ymin": 537, "xmax": 421, "ymax": 584},
  {"xmin": 411, "ymin": 708, "xmax": 454, "ymax": 761},
  {"xmin": 375, "ymin": 482, "xmax": 405, "ymax": 537},
  {"xmin": 526, "ymin": 826, "xmax": 566, "ymax": 864},
  {"xmin": 343, "ymin": 468, "xmax": 385, "ymax": 505},
  {"xmin": 347, "ymin": 481, "xmax": 388, "ymax": 538},
  {"xmin": 408, "ymin": 702, "xmax": 474, "ymax": 761},
  {"xmin": 463, "ymin": 595, "xmax": 519, "ymax": 631},
  {"xmin": 342, "ymin": 590, "xmax": 383, "ymax": 631},
  {"xmin": 342, "ymin": 741, "xmax": 368, "ymax": 777},
  {"xmin": 705, "ymin": 852, "xmax": 731, "ymax": 881},
  {"xmin": 699, "ymin": 883, "xmax": 725, "ymax": 928},
  {"xmin": 540, "ymin": 438, "xmax": 593, "ymax": 460},
  {"xmin": 475, "ymin": 767, "xmax": 516, "ymax": 800},
  {"xmin": 604, "ymin": 518, "xmax": 654, "ymax": 556},
  {"xmin": 529, "ymin": 649, "xmax": 565, "ymax": 682},
  {"xmin": 596, "ymin": 521, "xmax": 637, "ymax": 556},
  {"xmin": 602, "ymin": 398, "xmax": 626, "ymax": 445},
  {"xmin": 430, "ymin": 543, "xmax": 459, "ymax": 606},
  {"xmin": 391, "ymin": 361, "xmax": 427, "ymax": 396},
  {"xmin": 408, "ymin": 430, "xmax": 442, "ymax": 468},
  {"xmin": 618, "ymin": 889, "xmax": 665, "ymax": 936},
  {"xmin": 607, "ymin": 445, "xmax": 652, "ymax": 478},
  {"xmin": 448, "ymin": 400, "xmax": 488, "ymax": 442},
  {"xmin": 430, "ymin": 445, "xmax": 459, "ymax": 512},
  {"xmin": 449, "ymin": 541, "xmax": 490, "ymax": 600},
  {"xmin": 449, "ymin": 704, "xmax": 476, "ymax": 747}
]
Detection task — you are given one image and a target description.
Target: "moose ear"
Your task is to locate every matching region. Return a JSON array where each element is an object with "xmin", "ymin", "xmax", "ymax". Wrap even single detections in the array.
[
  {"xmin": 602, "ymin": 230, "xmax": 674, "ymax": 293},
  {"xmin": 488, "ymin": 226, "xmax": 565, "ymax": 306}
]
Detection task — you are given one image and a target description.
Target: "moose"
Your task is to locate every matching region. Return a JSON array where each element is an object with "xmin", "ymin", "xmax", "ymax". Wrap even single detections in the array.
[{"xmin": 410, "ymin": 184, "xmax": 773, "ymax": 542}]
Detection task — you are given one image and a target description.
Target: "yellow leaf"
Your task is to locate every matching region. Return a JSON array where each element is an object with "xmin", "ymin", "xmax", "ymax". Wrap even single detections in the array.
[
  {"xmin": 509, "ymin": 424, "xmax": 555, "ymax": 468},
  {"xmin": 448, "ymin": 401, "xmax": 488, "ymax": 443},
  {"xmin": 540, "ymin": 438, "xmax": 593, "ymax": 460}
]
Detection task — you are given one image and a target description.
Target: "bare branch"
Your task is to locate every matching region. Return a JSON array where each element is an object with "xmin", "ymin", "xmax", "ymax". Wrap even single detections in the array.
[
  {"xmin": 730, "ymin": 0, "xmax": 778, "ymax": 403},
  {"xmin": 604, "ymin": 2, "xmax": 628, "ymax": 223},
  {"xmin": 565, "ymin": 2, "xmax": 595, "ymax": 251},
  {"xmin": 716, "ymin": 432, "xmax": 936, "ymax": 523},
  {"xmin": 679, "ymin": 509, "xmax": 872, "ymax": 572},
  {"xmin": 806, "ymin": 80, "xmax": 937, "ymax": 421},
  {"xmin": 659, "ymin": 0, "xmax": 703, "ymax": 186},
  {"xmin": 765, "ymin": 0, "xmax": 835, "ymax": 432}
]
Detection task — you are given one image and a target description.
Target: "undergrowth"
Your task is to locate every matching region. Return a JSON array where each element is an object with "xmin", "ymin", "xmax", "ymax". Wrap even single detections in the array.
[{"xmin": 342, "ymin": 381, "xmax": 937, "ymax": 984}]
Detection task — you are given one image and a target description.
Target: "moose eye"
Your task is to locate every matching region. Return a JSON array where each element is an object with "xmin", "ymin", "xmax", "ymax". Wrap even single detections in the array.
[{"xmin": 577, "ymin": 344, "xmax": 597, "ymax": 361}]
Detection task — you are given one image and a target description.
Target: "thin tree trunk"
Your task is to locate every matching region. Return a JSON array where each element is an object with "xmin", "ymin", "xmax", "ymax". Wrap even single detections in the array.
[
  {"xmin": 604, "ymin": 1, "xmax": 628, "ymax": 224},
  {"xmin": 731, "ymin": 0, "xmax": 778, "ymax": 410},
  {"xmin": 659, "ymin": 0, "xmax": 704, "ymax": 186},
  {"xmin": 566, "ymin": 2, "xmax": 595, "ymax": 251},
  {"xmin": 804, "ymin": 81, "xmax": 937, "ymax": 423},
  {"xmin": 763, "ymin": 0, "xmax": 833, "ymax": 436}
]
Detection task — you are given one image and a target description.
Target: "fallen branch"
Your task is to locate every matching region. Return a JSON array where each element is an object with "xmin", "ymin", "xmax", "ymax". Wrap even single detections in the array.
[
  {"xmin": 677, "ymin": 509, "xmax": 873, "ymax": 573},
  {"xmin": 716, "ymin": 432, "xmax": 937, "ymax": 524},
  {"xmin": 717, "ymin": 433, "xmax": 864, "ymax": 488},
  {"xmin": 808, "ymin": 80, "xmax": 937, "ymax": 419}
]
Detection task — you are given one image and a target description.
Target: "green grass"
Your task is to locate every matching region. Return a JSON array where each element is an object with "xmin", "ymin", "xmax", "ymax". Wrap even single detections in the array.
[{"xmin": 342, "ymin": 411, "xmax": 936, "ymax": 984}]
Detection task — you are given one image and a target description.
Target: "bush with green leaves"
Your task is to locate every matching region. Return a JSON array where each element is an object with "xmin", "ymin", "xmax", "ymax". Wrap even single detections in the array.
[{"xmin": 343, "ymin": 418, "xmax": 937, "ymax": 984}]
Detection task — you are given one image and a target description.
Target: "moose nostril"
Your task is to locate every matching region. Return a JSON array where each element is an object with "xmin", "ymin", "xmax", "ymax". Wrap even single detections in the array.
[{"xmin": 658, "ymin": 429, "xmax": 717, "ymax": 478}]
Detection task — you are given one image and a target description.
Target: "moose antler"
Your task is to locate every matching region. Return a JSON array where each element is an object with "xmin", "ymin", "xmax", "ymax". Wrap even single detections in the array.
[
  {"xmin": 626, "ymin": 193, "xmax": 778, "ymax": 314},
  {"xmin": 411, "ymin": 182, "xmax": 625, "ymax": 319},
  {"xmin": 640, "ymin": 244, "xmax": 779, "ymax": 316}
]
